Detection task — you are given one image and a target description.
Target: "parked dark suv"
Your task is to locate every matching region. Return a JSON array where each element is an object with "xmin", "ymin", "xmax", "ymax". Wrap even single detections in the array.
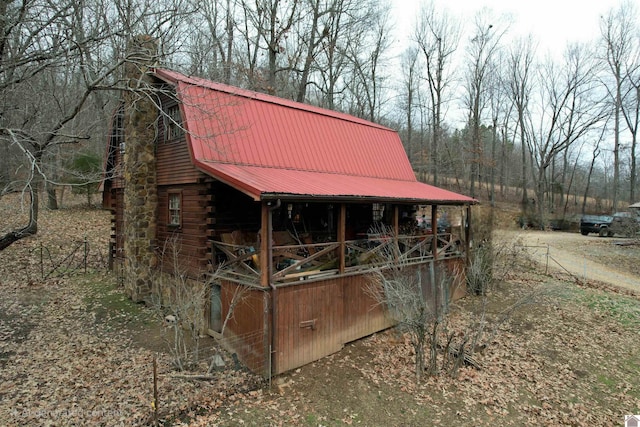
[
  {"xmin": 580, "ymin": 214, "xmax": 613, "ymax": 236},
  {"xmin": 581, "ymin": 211, "xmax": 640, "ymax": 237}
]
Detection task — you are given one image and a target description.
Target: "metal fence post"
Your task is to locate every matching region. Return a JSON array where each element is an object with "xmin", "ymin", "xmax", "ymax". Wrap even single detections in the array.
[
  {"xmin": 84, "ymin": 237, "xmax": 88, "ymax": 274},
  {"xmin": 545, "ymin": 244, "xmax": 549, "ymax": 275},
  {"xmin": 40, "ymin": 243, "xmax": 44, "ymax": 280}
]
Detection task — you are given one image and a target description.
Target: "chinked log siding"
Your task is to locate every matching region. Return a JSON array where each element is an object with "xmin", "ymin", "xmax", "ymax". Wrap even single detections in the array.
[
  {"xmin": 157, "ymin": 182, "xmax": 214, "ymax": 277},
  {"xmin": 109, "ymin": 188, "xmax": 125, "ymax": 264}
]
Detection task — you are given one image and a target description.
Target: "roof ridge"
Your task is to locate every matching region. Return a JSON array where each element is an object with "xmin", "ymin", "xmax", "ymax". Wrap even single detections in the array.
[{"xmin": 153, "ymin": 68, "xmax": 393, "ymax": 132}]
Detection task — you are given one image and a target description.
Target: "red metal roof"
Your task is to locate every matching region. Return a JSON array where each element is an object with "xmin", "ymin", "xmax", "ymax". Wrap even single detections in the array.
[{"xmin": 154, "ymin": 69, "xmax": 475, "ymax": 204}]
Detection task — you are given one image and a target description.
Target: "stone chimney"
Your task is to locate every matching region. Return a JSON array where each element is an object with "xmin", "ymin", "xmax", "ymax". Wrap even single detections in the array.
[{"xmin": 122, "ymin": 35, "xmax": 159, "ymax": 302}]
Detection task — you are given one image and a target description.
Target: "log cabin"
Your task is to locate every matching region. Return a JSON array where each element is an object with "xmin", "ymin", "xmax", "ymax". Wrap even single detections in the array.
[{"xmin": 102, "ymin": 66, "xmax": 477, "ymax": 376}]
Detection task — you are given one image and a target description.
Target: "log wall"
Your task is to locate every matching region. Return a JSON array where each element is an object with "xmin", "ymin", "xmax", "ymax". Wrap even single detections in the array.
[{"xmin": 156, "ymin": 181, "xmax": 214, "ymax": 276}]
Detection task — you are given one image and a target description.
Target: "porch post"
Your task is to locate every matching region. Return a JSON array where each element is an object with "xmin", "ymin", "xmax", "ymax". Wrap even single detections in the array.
[
  {"xmin": 338, "ymin": 204, "xmax": 346, "ymax": 273},
  {"xmin": 392, "ymin": 205, "xmax": 399, "ymax": 263},
  {"xmin": 431, "ymin": 204, "xmax": 438, "ymax": 260},
  {"xmin": 261, "ymin": 200, "xmax": 278, "ymax": 377},
  {"xmin": 465, "ymin": 204, "xmax": 471, "ymax": 266},
  {"xmin": 392, "ymin": 205, "xmax": 399, "ymax": 234},
  {"xmin": 260, "ymin": 202, "xmax": 270, "ymax": 287}
]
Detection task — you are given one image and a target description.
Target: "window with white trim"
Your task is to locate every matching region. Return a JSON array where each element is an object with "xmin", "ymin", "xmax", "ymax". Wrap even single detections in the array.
[{"xmin": 168, "ymin": 192, "xmax": 182, "ymax": 227}]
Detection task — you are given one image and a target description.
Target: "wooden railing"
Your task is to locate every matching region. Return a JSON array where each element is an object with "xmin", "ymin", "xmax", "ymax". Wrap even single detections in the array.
[{"xmin": 213, "ymin": 232, "xmax": 464, "ymax": 285}]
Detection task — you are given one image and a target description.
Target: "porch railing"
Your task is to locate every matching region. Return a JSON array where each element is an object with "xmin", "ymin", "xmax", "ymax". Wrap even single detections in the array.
[{"xmin": 213, "ymin": 232, "xmax": 464, "ymax": 285}]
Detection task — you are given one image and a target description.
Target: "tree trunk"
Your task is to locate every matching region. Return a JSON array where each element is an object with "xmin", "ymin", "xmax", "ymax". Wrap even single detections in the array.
[
  {"xmin": 489, "ymin": 117, "xmax": 497, "ymax": 206},
  {"xmin": 46, "ymin": 182, "xmax": 58, "ymax": 210},
  {"xmin": 0, "ymin": 187, "xmax": 39, "ymax": 250},
  {"xmin": 630, "ymin": 133, "xmax": 637, "ymax": 203}
]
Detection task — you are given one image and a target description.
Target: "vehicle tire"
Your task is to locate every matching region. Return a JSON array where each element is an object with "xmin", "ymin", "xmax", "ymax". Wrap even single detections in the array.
[
  {"xmin": 599, "ymin": 227, "xmax": 609, "ymax": 237},
  {"xmin": 580, "ymin": 230, "xmax": 589, "ymax": 236}
]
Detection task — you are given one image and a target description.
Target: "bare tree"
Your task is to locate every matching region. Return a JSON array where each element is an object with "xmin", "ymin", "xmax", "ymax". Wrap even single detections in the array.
[
  {"xmin": 414, "ymin": 2, "xmax": 460, "ymax": 186},
  {"xmin": 344, "ymin": 0, "xmax": 393, "ymax": 122},
  {"xmin": 528, "ymin": 44, "xmax": 607, "ymax": 227},
  {"xmin": 237, "ymin": 0, "xmax": 300, "ymax": 94},
  {"xmin": 506, "ymin": 36, "xmax": 537, "ymax": 209},
  {"xmin": 462, "ymin": 10, "xmax": 508, "ymax": 198},
  {"xmin": 622, "ymin": 64, "xmax": 640, "ymax": 204},
  {"xmin": 485, "ymin": 50, "xmax": 511, "ymax": 206},
  {"xmin": 599, "ymin": 0, "xmax": 638, "ymax": 210},
  {"xmin": 581, "ymin": 127, "xmax": 607, "ymax": 214},
  {"xmin": 0, "ymin": 0, "xmax": 194, "ymax": 251},
  {"xmin": 397, "ymin": 47, "xmax": 422, "ymax": 165},
  {"xmin": 312, "ymin": 0, "xmax": 361, "ymax": 110},
  {"xmin": 185, "ymin": 0, "xmax": 236, "ymax": 84},
  {"xmin": 292, "ymin": 0, "xmax": 333, "ymax": 102}
]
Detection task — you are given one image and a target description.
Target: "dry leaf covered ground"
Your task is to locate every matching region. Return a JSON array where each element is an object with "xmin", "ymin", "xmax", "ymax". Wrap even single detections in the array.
[{"xmin": 1, "ymin": 193, "xmax": 639, "ymax": 426}]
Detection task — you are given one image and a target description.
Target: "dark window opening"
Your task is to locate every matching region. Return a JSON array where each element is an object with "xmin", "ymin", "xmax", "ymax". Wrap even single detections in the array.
[{"xmin": 165, "ymin": 104, "xmax": 184, "ymax": 141}]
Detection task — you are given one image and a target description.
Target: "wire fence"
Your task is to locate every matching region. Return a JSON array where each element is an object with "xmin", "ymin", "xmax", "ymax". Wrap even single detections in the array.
[
  {"xmin": 27, "ymin": 238, "xmax": 110, "ymax": 280},
  {"xmin": 515, "ymin": 241, "xmax": 640, "ymax": 290},
  {"xmin": 147, "ymin": 328, "xmax": 270, "ymax": 423},
  {"xmin": 166, "ymin": 329, "xmax": 269, "ymax": 378},
  {"xmin": 152, "ymin": 325, "xmax": 270, "ymax": 395}
]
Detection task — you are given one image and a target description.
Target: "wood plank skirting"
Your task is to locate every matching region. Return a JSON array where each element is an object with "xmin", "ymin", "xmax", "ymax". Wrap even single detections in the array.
[
  {"xmin": 272, "ymin": 275, "xmax": 391, "ymax": 374},
  {"xmin": 218, "ymin": 274, "xmax": 393, "ymax": 376},
  {"xmin": 217, "ymin": 258, "xmax": 465, "ymax": 376}
]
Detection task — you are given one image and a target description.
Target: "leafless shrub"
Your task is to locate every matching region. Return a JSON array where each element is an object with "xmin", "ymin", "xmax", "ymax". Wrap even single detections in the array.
[
  {"xmin": 366, "ymin": 230, "xmax": 460, "ymax": 381},
  {"xmin": 467, "ymin": 207, "xmax": 495, "ymax": 295},
  {"xmin": 149, "ymin": 235, "xmax": 257, "ymax": 374},
  {"xmin": 445, "ymin": 233, "xmax": 554, "ymax": 377},
  {"xmin": 368, "ymin": 210, "xmax": 550, "ymax": 381},
  {"xmin": 149, "ymin": 236, "xmax": 212, "ymax": 371},
  {"xmin": 466, "ymin": 243, "xmax": 493, "ymax": 295}
]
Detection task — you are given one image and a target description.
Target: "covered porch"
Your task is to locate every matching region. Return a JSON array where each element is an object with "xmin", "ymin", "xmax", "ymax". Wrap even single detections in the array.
[
  {"xmin": 213, "ymin": 200, "xmax": 471, "ymax": 287},
  {"xmin": 208, "ymin": 197, "xmax": 473, "ymax": 376}
]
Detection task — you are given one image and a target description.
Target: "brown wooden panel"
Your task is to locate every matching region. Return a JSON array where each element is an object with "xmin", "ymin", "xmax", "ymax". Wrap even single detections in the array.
[
  {"xmin": 273, "ymin": 279, "xmax": 343, "ymax": 374},
  {"xmin": 220, "ymin": 282, "xmax": 269, "ymax": 375},
  {"xmin": 272, "ymin": 275, "xmax": 393, "ymax": 374},
  {"xmin": 220, "ymin": 262, "xmax": 459, "ymax": 375},
  {"xmin": 442, "ymin": 258, "xmax": 467, "ymax": 301},
  {"xmin": 156, "ymin": 139, "xmax": 202, "ymax": 185},
  {"xmin": 341, "ymin": 275, "xmax": 393, "ymax": 344}
]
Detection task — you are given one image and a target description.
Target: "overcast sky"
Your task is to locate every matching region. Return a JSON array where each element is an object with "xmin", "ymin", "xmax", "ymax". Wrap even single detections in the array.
[{"xmin": 390, "ymin": 0, "xmax": 627, "ymax": 58}]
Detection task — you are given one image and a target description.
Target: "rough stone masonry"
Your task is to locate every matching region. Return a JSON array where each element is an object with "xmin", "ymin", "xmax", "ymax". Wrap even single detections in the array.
[{"xmin": 122, "ymin": 35, "xmax": 159, "ymax": 302}]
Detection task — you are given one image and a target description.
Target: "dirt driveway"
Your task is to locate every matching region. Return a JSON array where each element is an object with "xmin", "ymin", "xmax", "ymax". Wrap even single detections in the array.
[{"xmin": 501, "ymin": 229, "xmax": 640, "ymax": 292}]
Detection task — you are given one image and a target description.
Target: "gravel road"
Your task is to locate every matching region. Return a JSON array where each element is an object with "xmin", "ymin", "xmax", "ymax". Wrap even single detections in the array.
[{"xmin": 499, "ymin": 230, "xmax": 640, "ymax": 292}]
